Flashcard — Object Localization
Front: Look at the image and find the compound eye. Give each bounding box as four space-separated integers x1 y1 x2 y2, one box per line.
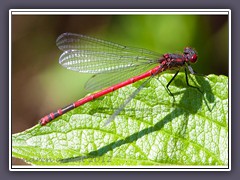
190 54 198 63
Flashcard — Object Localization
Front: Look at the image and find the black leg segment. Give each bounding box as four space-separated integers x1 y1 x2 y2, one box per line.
184 68 203 94
166 70 179 101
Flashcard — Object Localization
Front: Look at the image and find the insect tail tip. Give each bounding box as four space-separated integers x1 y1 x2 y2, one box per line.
39 119 45 126
38 116 49 126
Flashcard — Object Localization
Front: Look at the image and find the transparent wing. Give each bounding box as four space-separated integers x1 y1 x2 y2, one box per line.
57 32 162 73
85 63 158 92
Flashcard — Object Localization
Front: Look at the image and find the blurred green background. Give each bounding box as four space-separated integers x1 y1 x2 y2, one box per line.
12 15 228 134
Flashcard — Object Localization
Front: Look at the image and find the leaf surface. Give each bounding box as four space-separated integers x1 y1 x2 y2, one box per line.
12 73 228 166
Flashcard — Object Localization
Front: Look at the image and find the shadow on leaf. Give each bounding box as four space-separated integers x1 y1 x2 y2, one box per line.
60 75 215 164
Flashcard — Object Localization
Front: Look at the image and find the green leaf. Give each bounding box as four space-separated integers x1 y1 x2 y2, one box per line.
12 73 228 166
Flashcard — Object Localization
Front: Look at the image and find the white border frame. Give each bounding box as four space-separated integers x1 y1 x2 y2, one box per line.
9 9 231 171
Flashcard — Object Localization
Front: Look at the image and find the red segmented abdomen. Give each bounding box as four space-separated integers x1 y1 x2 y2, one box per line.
39 65 163 126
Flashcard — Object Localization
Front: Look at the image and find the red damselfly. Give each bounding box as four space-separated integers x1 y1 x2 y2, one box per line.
39 32 200 126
